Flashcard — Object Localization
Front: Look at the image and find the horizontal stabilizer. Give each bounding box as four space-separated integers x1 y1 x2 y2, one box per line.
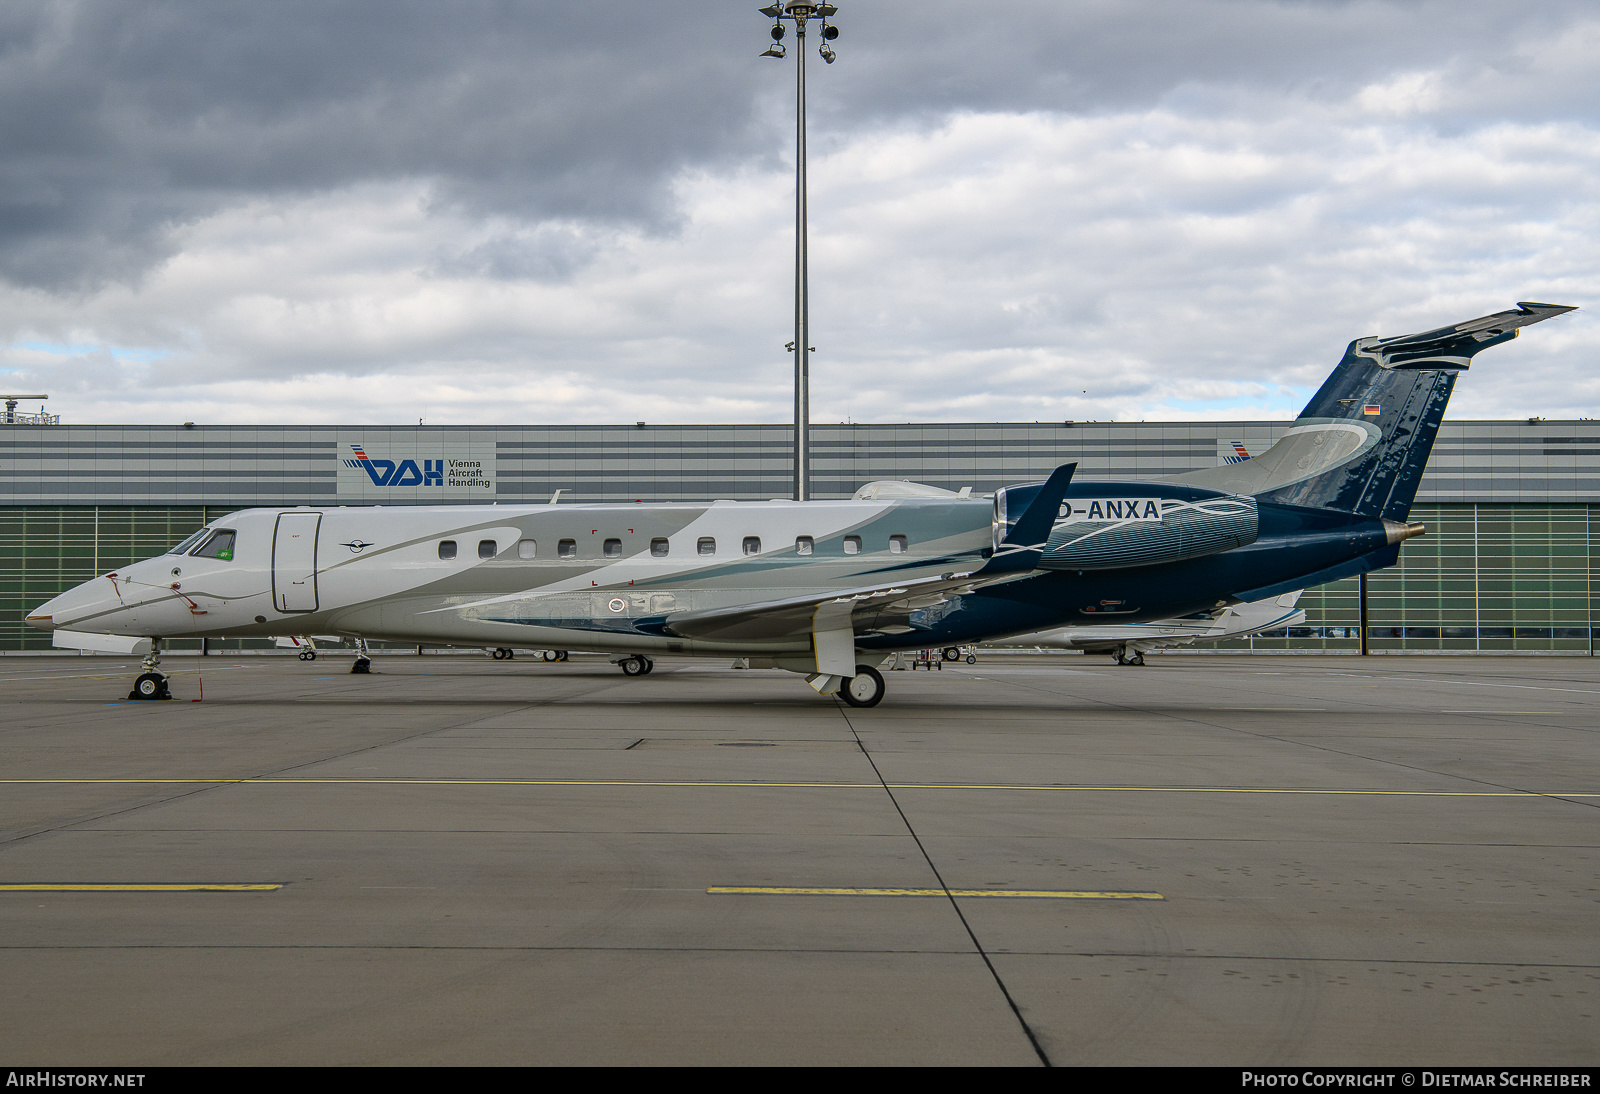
1360 301 1575 371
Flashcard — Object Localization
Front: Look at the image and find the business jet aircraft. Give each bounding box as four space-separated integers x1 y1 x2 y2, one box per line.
28 302 1573 706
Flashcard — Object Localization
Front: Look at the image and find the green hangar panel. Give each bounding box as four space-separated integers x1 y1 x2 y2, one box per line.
2 421 1597 653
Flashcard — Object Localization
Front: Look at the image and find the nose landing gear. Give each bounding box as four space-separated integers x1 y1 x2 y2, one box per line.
128 639 171 700
351 637 372 674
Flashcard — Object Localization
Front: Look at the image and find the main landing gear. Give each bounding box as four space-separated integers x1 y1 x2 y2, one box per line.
540 650 569 662
491 647 515 660
128 639 171 700
1111 644 1145 667
839 664 885 708
614 655 654 676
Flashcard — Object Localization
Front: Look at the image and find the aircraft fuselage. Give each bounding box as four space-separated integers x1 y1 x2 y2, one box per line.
29 484 1395 658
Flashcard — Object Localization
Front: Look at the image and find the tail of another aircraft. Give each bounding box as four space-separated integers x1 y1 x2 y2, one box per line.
1176 302 1575 521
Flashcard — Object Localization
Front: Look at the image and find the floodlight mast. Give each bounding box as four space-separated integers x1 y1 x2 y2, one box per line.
760 2 838 501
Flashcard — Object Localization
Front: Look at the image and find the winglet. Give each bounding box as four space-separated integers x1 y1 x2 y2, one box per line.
980 462 1076 575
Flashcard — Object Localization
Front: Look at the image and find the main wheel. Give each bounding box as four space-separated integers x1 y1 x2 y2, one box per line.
839 665 885 708
620 656 647 677
541 650 555 662
556 650 569 661
942 646 960 661
639 656 654 675
131 672 167 700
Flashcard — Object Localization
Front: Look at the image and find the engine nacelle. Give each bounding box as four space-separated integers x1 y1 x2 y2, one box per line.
1034 493 1258 571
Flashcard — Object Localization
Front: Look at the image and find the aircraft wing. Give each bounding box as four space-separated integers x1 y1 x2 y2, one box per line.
658 570 994 641
657 463 1078 644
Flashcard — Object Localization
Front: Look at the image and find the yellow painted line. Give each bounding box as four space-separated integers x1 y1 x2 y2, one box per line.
0 883 284 892
0 779 1592 798
707 887 1164 900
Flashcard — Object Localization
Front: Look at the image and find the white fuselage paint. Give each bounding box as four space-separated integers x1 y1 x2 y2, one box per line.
29 500 998 658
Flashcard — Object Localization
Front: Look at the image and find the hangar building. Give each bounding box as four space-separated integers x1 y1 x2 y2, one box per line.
3 419 1597 654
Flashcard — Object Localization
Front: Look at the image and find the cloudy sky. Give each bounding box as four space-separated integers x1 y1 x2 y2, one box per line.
1 0 1596 426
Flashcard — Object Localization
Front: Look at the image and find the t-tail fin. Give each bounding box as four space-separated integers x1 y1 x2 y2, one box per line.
1175 302 1576 520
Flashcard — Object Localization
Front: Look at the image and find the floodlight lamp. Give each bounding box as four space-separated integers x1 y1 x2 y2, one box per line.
770 23 785 40
820 46 835 63
758 4 782 15
822 24 839 39
760 43 786 58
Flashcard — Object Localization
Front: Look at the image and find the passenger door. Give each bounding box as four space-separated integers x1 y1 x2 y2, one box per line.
272 512 322 612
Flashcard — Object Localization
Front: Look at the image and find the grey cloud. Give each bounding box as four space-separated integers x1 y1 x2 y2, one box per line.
0 1 765 289
6 1 1599 292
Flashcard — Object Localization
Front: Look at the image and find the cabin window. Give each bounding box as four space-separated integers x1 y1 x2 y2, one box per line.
438 540 457 560
558 539 576 559
795 536 813 555
477 539 496 559
743 536 761 556
697 537 716 556
651 538 670 557
604 538 623 558
889 535 908 554
517 539 536 559
843 535 861 555
169 528 210 555
191 530 236 561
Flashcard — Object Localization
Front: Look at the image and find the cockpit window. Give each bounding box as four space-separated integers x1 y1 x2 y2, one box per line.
191 530 236 561
168 528 210 555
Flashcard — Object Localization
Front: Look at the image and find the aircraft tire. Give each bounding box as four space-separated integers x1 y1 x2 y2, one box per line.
1128 651 1145 666
620 656 647 677
131 672 169 701
351 658 372 675
541 650 554 662
840 665 885 708
639 656 654 675
557 651 569 661
965 654 976 664
941 646 960 661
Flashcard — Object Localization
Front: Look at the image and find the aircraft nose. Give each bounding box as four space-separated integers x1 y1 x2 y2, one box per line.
28 578 117 632
24 603 58 631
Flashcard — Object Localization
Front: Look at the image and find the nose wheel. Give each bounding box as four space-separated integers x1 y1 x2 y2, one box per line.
128 640 172 699
130 672 170 700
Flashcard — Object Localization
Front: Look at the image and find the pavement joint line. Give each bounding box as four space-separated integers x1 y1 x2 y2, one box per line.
1 778 1593 797
706 887 1165 899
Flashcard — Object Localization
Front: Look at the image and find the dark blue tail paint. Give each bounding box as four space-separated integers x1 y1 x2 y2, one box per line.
1261 302 1574 521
